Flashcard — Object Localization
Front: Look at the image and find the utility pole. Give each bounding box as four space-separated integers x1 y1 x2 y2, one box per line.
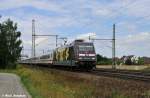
56 35 58 47
32 19 36 58
89 24 116 69
112 24 116 69
31 20 58 58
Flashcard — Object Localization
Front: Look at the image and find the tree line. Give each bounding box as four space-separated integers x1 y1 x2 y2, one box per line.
96 54 144 65
96 54 112 65
0 19 22 69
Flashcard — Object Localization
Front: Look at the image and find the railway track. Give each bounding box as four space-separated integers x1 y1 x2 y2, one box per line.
90 69 150 82
58 67 150 82
25 64 150 82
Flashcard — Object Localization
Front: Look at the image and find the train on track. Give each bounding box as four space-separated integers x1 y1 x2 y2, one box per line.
21 40 96 70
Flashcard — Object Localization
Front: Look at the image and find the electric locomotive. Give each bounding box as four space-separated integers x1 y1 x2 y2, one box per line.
53 40 96 69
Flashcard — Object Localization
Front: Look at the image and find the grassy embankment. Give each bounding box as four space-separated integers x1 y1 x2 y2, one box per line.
0 65 96 98
142 65 150 72
0 65 150 98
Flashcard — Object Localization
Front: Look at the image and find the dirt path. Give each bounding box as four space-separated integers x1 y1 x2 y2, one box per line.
0 73 31 98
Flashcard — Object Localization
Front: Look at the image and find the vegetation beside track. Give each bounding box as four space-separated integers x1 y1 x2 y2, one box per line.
142 66 150 72
0 65 150 98
0 65 95 98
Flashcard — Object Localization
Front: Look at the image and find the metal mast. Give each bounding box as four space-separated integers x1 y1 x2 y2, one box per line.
89 24 116 69
32 19 35 58
112 24 116 69
56 35 58 47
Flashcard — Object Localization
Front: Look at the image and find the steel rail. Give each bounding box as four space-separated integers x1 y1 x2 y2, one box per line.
91 69 150 82
23 64 150 82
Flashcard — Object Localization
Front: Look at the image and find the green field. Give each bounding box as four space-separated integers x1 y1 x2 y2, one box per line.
0 65 150 98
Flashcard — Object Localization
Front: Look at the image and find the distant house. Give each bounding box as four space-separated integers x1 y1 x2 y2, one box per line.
120 55 139 65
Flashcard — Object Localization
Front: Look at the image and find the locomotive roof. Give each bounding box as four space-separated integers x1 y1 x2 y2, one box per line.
56 40 94 49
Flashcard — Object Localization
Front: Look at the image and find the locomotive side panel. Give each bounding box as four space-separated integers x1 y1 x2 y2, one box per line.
53 46 75 66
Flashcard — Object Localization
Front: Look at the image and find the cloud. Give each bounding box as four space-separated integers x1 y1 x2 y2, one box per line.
117 21 138 34
1 0 150 57
94 8 113 16
94 32 150 57
1 0 150 21
0 0 65 13
23 40 31 46
116 32 150 57
35 37 49 46
124 0 150 18
118 32 150 45
76 32 96 40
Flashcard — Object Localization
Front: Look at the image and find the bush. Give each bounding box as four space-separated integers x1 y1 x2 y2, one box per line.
96 54 112 65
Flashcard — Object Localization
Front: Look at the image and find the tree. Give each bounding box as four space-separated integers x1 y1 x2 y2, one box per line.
138 57 144 65
96 54 112 65
0 19 22 69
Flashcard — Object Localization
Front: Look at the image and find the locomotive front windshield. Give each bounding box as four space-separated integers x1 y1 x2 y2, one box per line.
78 45 94 52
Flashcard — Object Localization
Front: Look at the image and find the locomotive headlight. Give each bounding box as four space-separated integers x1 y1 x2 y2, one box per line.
79 57 82 59
92 57 95 60
75 61 78 63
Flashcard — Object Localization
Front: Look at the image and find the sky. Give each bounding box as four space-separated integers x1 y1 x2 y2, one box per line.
0 0 150 57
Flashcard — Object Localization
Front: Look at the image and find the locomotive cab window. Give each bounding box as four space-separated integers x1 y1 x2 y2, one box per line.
78 45 94 52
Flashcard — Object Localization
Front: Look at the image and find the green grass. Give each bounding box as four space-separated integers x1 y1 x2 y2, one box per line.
0 65 95 98
143 90 150 97
110 90 130 98
141 65 150 72
1 65 148 98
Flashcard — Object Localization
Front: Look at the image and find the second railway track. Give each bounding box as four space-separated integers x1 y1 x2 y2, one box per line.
91 69 150 82
25 64 150 82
